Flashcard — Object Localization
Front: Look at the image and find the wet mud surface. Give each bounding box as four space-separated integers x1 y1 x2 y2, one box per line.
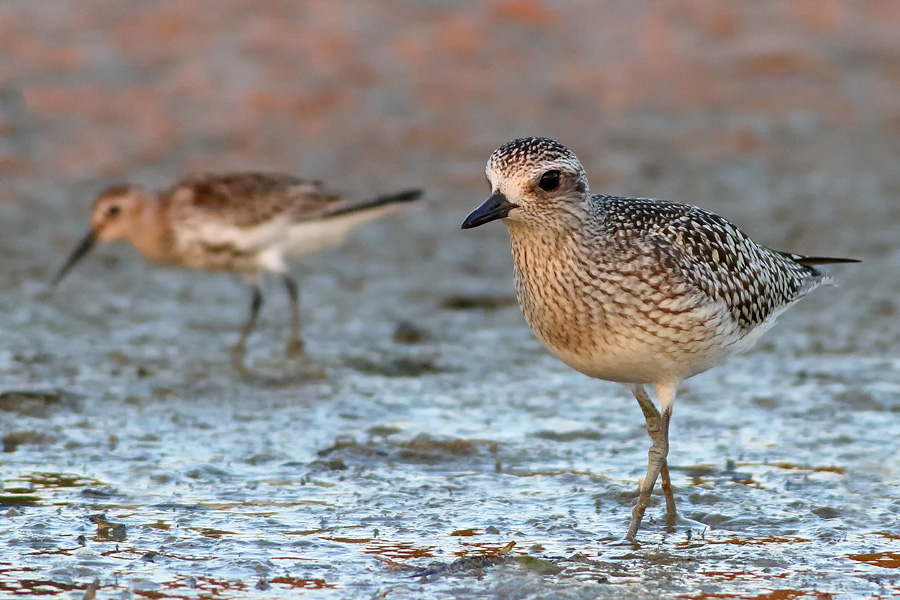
3 2 900 599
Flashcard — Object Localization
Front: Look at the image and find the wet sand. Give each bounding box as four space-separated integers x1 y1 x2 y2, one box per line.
2 2 900 598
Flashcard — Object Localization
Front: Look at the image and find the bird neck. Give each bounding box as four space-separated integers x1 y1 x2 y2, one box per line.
508 219 596 326
506 216 588 264
508 221 585 299
126 194 174 264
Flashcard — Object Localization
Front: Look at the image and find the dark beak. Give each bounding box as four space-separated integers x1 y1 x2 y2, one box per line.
461 192 517 229
52 230 97 286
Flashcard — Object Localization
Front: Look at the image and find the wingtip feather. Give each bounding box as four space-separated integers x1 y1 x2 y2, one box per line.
796 256 861 266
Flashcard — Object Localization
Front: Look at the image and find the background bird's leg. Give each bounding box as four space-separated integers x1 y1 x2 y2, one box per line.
282 275 305 357
631 385 678 528
232 280 263 370
626 384 676 541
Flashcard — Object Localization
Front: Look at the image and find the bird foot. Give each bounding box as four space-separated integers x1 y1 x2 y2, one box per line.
235 357 328 385
611 534 641 547
671 514 708 538
293 357 327 380
284 338 306 358
230 343 249 373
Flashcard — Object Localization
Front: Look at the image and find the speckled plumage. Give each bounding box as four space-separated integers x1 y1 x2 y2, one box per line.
55 172 422 366
509 192 832 385
463 137 856 539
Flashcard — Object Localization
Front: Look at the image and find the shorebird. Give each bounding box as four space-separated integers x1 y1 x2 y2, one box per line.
53 172 422 367
462 137 857 541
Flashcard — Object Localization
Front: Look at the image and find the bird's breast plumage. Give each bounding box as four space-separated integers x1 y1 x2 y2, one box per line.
506 195 826 384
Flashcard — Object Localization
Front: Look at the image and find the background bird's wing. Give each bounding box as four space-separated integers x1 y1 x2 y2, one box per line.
174 172 343 224
167 172 344 252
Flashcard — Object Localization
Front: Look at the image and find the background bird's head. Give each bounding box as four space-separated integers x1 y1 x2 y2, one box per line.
462 137 590 230
52 184 153 285
89 184 153 243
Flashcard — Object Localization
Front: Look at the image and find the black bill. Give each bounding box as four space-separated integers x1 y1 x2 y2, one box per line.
460 192 518 229
52 230 97 286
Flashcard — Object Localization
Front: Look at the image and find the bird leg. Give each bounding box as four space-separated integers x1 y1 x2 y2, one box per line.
282 275 305 357
631 385 678 528
231 284 263 370
626 385 674 541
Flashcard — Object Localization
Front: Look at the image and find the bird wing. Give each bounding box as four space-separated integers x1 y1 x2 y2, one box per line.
165 172 346 253
164 173 421 260
601 196 822 330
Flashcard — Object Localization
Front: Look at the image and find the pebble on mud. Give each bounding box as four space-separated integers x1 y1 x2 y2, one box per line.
532 429 603 442
308 457 348 471
345 355 448 377
392 320 429 343
88 513 127 541
367 425 403 437
0 390 78 418
3 431 55 452
401 434 477 457
411 541 518 579
440 294 517 310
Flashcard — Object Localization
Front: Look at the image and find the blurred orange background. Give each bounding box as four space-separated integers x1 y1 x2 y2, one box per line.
1 1 898 254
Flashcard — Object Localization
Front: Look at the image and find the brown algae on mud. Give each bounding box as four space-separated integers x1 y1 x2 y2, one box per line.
0 390 80 418
847 552 900 569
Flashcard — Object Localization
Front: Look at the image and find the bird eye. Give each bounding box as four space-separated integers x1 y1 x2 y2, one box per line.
538 170 561 191
107 205 121 218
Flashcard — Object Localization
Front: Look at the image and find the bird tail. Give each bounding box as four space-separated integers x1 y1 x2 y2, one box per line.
326 189 423 218
795 256 860 266
372 189 424 205
777 251 860 266
787 254 859 294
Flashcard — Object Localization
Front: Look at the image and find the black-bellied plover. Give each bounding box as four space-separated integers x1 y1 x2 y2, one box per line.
462 136 857 540
53 172 422 368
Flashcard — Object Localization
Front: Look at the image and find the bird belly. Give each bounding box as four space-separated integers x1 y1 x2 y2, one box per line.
544 337 722 384
526 294 741 385
283 206 397 258
176 246 267 273
548 341 667 384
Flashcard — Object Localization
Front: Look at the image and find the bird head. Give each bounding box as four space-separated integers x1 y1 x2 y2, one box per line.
462 137 590 230
52 184 152 285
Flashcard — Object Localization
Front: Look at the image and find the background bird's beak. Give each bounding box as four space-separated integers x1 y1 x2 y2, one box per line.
461 192 517 229
52 230 98 286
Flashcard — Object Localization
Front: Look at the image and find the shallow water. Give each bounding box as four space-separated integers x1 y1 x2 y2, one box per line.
3 292 900 599
3 2 900 599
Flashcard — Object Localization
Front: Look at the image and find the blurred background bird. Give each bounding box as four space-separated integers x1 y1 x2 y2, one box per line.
53 172 422 369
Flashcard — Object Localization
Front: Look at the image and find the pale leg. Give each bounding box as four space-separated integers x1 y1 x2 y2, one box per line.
626 383 676 541
283 275 305 357
631 385 678 528
232 284 263 369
